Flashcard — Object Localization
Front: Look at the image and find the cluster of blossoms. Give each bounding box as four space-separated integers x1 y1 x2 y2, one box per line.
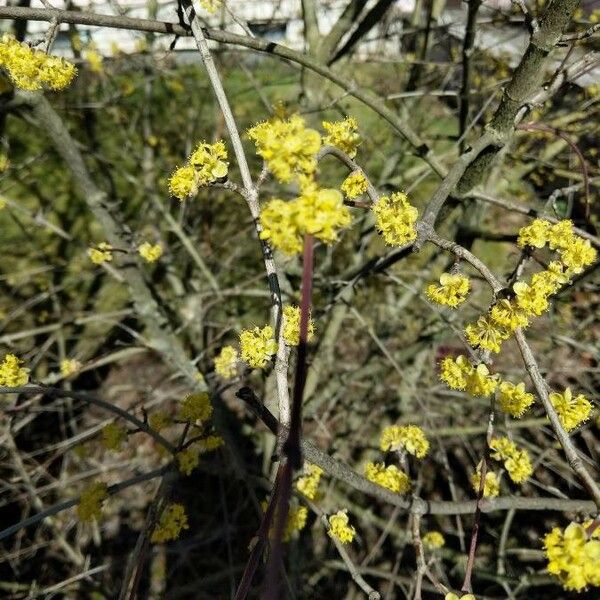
0 353 29 387
213 346 239 379
151 503 189 543
497 381 534 417
422 531 445 550
464 219 596 355
102 423 128 452
371 191 419 246
239 325 278 369
470 465 500 498
445 594 476 600
489 436 533 484
260 185 351 255
60 358 81 377
426 272 470 308
544 521 600 591
341 171 368 199
283 505 309 541
88 242 113 265
179 392 213 423
77 481 108 522
364 462 410 494
439 355 498 398
296 463 324 500
200 0 221 13
138 242 163 263
380 424 430 458
282 305 315 346
328 510 356 544
177 435 224 476
322 117 361 158
548 387 592 432
169 140 228 200
217 307 316 375
248 115 321 183
0 34 77 91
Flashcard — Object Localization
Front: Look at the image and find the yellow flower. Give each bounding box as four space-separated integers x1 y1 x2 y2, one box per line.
259 199 303 255
0 153 9 173
177 446 200 475
60 358 81 377
179 392 213 423
426 272 470 308
138 242 163 263
513 280 549 316
77 481 108 522
151 503 189 543
380 425 429 458
200 0 221 13
544 522 600 591
283 505 308 541
148 410 171 432
213 346 238 379
239 325 277 369
169 165 198 200
102 423 127 452
197 435 224 453
489 437 532 484
295 187 351 244
0 34 77 91
322 117 360 158
0 354 30 387
282 305 315 346
83 47 103 73
372 191 418 246
517 219 551 248
341 171 368 198
498 381 534 417
445 594 476 600
559 237 597 275
365 462 411 493
470 467 500 498
549 387 592 432
439 355 472 390
466 363 498 397
422 531 445 549
188 140 228 184
88 242 113 265
296 463 324 500
464 315 509 354
248 115 321 183
328 510 356 544
547 220 575 251
490 299 529 331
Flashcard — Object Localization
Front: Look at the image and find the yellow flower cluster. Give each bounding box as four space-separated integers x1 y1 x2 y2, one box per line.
439 355 498 397
248 115 321 183
426 272 470 308
549 387 592 432
151 503 189 543
260 187 351 255
179 392 213 423
213 346 238 379
177 446 200 475
83 46 103 74
77 481 108 522
102 423 127 452
365 462 411 494
470 466 500 498
544 521 600 591
283 505 308 541
328 510 356 544
465 315 509 354
283 305 315 346
138 242 163 263
322 117 360 158
341 171 368 198
60 358 81 377
88 242 113 265
169 140 228 200
149 410 171 432
296 463 324 500
371 191 418 246
200 0 221 13
0 353 29 387
489 437 533 483
464 220 597 355
422 531 445 549
0 34 77 91
380 425 429 458
239 325 278 368
445 594 476 600
498 381 534 417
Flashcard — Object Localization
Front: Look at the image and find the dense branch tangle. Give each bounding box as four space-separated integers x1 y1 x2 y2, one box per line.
0 2 599 599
